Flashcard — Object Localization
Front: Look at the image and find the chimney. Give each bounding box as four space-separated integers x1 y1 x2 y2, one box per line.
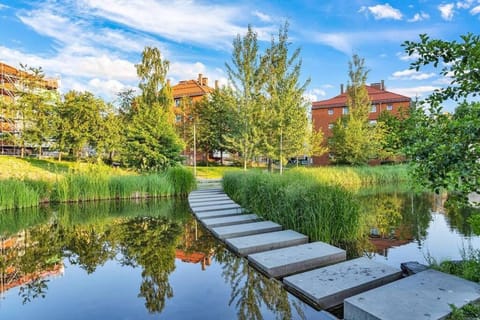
198 73 203 84
215 80 219 89
202 77 208 86
340 83 344 94
381 80 385 90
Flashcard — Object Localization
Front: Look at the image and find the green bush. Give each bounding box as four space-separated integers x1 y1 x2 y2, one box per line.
223 170 361 245
0 179 40 210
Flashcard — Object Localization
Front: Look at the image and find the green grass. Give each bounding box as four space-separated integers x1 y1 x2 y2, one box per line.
0 157 195 210
191 166 243 179
223 170 362 245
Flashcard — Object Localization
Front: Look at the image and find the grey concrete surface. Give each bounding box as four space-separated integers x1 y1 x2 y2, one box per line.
202 214 261 228
211 221 282 240
248 241 346 278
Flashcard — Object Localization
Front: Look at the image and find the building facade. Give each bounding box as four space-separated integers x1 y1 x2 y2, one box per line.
311 81 411 165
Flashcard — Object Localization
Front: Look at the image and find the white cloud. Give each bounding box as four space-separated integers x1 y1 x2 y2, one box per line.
391 69 436 80
396 51 420 61
456 0 474 9
408 12 430 22
79 0 275 48
438 3 455 20
471 5 480 14
313 33 352 54
0 3 8 10
389 86 441 98
252 10 272 22
364 3 403 20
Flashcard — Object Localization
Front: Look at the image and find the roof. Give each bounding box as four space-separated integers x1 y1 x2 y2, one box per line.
171 79 214 99
0 61 59 90
312 85 410 109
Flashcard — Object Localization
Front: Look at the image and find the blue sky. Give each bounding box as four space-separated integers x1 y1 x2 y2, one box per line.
1 0 479 111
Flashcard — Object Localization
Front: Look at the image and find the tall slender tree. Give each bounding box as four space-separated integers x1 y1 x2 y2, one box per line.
329 55 387 165
225 25 265 170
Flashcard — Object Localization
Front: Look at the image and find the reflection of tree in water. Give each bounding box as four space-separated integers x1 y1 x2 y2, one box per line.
444 193 480 236
0 200 188 314
358 191 432 254
215 248 306 320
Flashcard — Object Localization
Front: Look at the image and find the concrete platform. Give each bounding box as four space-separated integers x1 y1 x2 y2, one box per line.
195 208 245 220
189 199 238 208
190 188 223 194
202 214 261 228
191 203 242 213
283 257 402 310
225 230 308 256
248 242 346 278
188 193 226 200
344 269 480 320
188 196 231 203
211 221 282 240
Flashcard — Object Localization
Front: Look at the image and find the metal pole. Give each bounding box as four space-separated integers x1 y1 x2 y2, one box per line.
193 120 196 178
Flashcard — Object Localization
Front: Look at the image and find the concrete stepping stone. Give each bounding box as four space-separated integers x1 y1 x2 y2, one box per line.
188 196 231 203
195 208 245 220
344 269 480 320
191 203 242 213
202 214 261 228
248 242 346 278
283 257 402 310
211 221 282 240
189 199 237 208
189 191 226 198
225 230 308 256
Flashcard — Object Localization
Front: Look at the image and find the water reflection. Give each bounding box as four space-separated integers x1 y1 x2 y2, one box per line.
0 199 314 319
359 191 480 265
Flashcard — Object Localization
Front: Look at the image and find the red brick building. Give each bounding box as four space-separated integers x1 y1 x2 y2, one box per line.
311 81 411 165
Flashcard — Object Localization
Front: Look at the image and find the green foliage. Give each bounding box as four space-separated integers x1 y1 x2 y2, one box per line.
165 166 196 196
431 247 480 283
448 303 480 320
329 55 387 165
223 170 361 245
0 179 39 210
403 33 480 105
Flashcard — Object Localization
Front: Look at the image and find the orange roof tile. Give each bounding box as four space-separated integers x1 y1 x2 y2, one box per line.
312 85 410 109
171 79 214 99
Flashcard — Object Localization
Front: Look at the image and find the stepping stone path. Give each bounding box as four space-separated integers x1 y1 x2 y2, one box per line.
188 187 480 319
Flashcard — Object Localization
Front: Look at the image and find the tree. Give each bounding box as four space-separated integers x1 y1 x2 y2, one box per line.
261 22 313 173
402 33 480 196
12 65 59 157
329 55 387 165
124 46 184 171
225 25 265 170
55 90 107 160
194 87 236 164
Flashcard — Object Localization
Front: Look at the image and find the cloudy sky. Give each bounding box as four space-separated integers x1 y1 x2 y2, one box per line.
1 0 478 110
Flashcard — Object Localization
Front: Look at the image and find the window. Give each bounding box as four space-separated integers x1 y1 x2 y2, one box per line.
174 99 180 107
370 104 377 113
369 119 377 125
342 107 349 115
387 105 393 111
175 115 182 123
328 123 334 130
328 108 334 115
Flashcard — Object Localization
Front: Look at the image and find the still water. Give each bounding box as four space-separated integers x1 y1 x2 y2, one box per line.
0 192 479 319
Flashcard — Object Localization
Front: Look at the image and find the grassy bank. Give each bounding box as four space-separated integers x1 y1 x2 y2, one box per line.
0 157 196 210
223 170 362 245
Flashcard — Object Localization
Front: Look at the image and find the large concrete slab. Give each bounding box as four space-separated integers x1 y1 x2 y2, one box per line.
283 257 402 310
202 214 261 228
211 221 282 240
190 188 223 193
248 242 346 278
344 269 480 320
190 199 238 208
188 192 226 200
195 208 245 220
188 196 231 203
226 230 308 256
191 203 242 213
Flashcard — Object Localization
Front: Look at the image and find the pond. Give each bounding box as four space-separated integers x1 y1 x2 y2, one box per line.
0 192 479 319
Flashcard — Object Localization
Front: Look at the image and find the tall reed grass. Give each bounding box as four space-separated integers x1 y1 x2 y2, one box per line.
0 166 195 210
223 170 362 245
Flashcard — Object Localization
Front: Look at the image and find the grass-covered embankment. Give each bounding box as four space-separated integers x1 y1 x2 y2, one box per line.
223 170 362 245
0 157 196 210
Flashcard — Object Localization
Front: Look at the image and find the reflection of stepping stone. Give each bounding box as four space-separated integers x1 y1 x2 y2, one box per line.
283 257 401 310
248 242 346 278
344 269 480 320
202 214 261 228
211 221 282 240
226 230 308 256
